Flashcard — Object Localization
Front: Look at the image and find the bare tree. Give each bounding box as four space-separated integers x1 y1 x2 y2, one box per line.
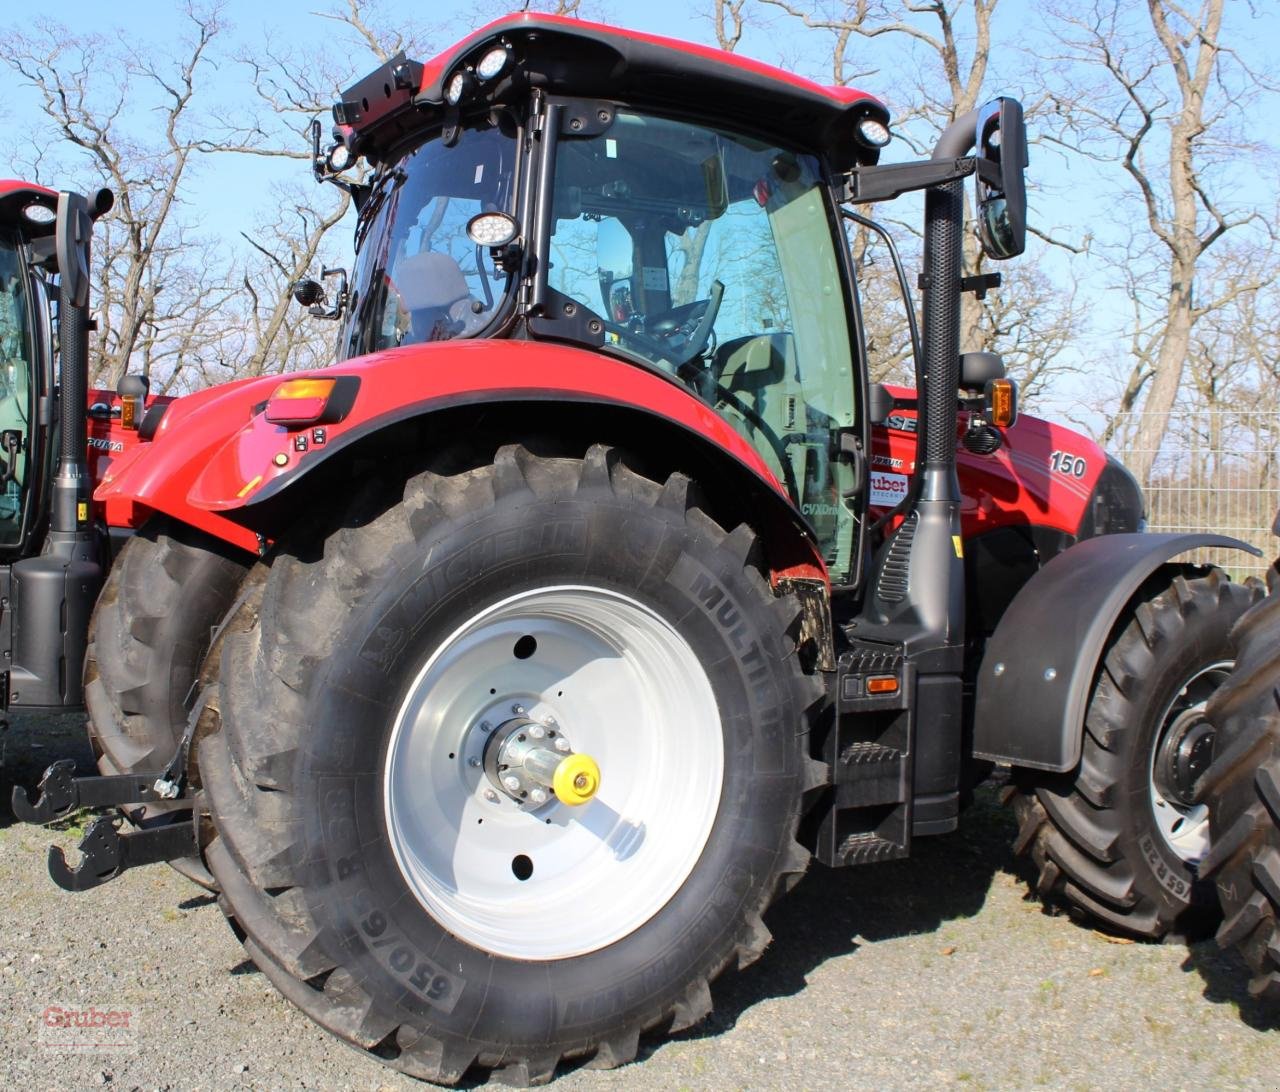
1048 0 1266 483
1 6 231 387
760 0 1085 391
203 0 446 382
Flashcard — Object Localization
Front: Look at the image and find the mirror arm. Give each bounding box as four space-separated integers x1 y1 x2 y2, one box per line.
844 157 989 205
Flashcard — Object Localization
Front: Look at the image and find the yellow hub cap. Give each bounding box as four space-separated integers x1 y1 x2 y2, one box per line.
553 753 601 806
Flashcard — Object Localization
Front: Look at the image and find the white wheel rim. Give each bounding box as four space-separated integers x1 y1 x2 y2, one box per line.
1149 659 1232 866
383 585 723 960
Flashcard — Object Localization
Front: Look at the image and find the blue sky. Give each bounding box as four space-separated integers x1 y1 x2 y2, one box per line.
3 1 1277 420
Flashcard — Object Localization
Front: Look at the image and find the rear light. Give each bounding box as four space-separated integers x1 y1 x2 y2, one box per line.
265 378 336 425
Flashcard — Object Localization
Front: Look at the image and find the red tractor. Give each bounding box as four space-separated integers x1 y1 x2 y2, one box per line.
11 14 1264 1083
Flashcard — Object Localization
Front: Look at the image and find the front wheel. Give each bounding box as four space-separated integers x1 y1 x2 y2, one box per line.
199 443 820 1084
1007 569 1259 938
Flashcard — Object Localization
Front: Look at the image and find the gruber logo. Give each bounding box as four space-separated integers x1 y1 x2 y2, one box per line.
38 1005 138 1054
869 471 910 508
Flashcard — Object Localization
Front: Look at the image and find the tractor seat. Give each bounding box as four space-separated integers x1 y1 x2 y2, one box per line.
393 250 486 341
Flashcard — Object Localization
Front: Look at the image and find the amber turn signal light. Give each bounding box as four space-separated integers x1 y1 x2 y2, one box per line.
264 378 337 426
984 377 1018 429
866 675 899 695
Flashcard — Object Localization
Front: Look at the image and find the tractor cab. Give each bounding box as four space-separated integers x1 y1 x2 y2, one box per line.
314 16 911 586
314 15 1028 593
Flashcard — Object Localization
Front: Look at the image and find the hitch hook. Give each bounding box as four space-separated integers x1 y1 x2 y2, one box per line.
11 759 78 824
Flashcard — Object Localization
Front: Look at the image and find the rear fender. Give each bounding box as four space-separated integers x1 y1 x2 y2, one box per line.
97 341 827 581
972 532 1260 772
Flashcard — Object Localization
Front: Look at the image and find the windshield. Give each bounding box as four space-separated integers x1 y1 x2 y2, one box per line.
342 122 518 358
547 111 861 580
0 236 32 544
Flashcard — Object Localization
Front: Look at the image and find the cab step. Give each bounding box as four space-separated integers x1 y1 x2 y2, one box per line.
813 641 915 867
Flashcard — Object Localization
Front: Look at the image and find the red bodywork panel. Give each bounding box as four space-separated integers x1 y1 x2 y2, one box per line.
95 342 801 563
86 387 176 531
868 387 1102 539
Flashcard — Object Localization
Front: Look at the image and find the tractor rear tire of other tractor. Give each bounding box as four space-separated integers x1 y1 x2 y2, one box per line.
198 443 822 1085
1199 563 1280 1001
1007 569 1259 939
85 516 252 887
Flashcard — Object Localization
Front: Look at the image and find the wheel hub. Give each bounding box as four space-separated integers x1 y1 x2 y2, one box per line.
482 715 601 810
1148 658 1232 865
382 584 723 960
1154 713 1215 808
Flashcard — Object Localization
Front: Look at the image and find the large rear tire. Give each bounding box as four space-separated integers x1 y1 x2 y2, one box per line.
199 443 822 1084
85 516 252 885
1007 569 1258 938
1199 563 1280 1000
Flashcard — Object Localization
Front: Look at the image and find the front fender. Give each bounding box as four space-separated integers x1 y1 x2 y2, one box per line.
95 375 277 552
972 532 1260 772
99 341 821 575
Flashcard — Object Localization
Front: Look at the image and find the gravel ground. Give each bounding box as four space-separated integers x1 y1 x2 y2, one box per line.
1 712 1277 1091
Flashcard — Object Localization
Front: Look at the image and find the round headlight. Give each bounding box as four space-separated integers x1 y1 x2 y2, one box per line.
855 116 892 148
466 211 519 248
445 69 470 106
22 202 56 225
475 44 511 82
326 143 352 172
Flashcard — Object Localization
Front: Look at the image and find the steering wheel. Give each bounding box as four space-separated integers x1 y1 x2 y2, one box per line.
603 280 726 369
648 280 724 364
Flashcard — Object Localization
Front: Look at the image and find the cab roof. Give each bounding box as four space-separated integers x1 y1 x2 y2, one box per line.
0 180 58 238
335 13 890 170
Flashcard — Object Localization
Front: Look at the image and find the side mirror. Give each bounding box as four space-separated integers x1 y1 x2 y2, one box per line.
867 382 894 425
960 351 1005 390
975 98 1027 260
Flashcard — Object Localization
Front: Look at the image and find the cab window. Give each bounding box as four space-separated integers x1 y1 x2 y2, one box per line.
548 112 860 580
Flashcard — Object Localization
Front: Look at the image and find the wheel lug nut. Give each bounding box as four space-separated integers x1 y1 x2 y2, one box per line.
468 757 481 768
484 789 499 803
512 704 525 715
554 737 571 753
543 715 556 727
503 775 521 793
530 788 548 805
529 725 546 740
479 721 491 733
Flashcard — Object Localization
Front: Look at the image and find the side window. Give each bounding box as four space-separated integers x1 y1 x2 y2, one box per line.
343 125 517 357
0 240 33 545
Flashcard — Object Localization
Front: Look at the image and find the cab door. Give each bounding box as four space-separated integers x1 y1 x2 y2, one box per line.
0 233 51 557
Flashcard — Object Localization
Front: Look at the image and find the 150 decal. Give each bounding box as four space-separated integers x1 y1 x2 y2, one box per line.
1050 450 1088 479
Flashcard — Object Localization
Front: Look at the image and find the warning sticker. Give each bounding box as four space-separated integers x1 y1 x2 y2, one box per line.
869 471 910 508
642 267 669 291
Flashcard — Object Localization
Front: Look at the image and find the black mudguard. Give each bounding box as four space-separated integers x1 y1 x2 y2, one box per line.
972 532 1258 772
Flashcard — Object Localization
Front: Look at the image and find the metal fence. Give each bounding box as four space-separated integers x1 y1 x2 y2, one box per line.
1109 408 1279 581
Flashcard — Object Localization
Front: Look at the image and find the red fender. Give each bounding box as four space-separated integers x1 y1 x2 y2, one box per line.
96 341 826 577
